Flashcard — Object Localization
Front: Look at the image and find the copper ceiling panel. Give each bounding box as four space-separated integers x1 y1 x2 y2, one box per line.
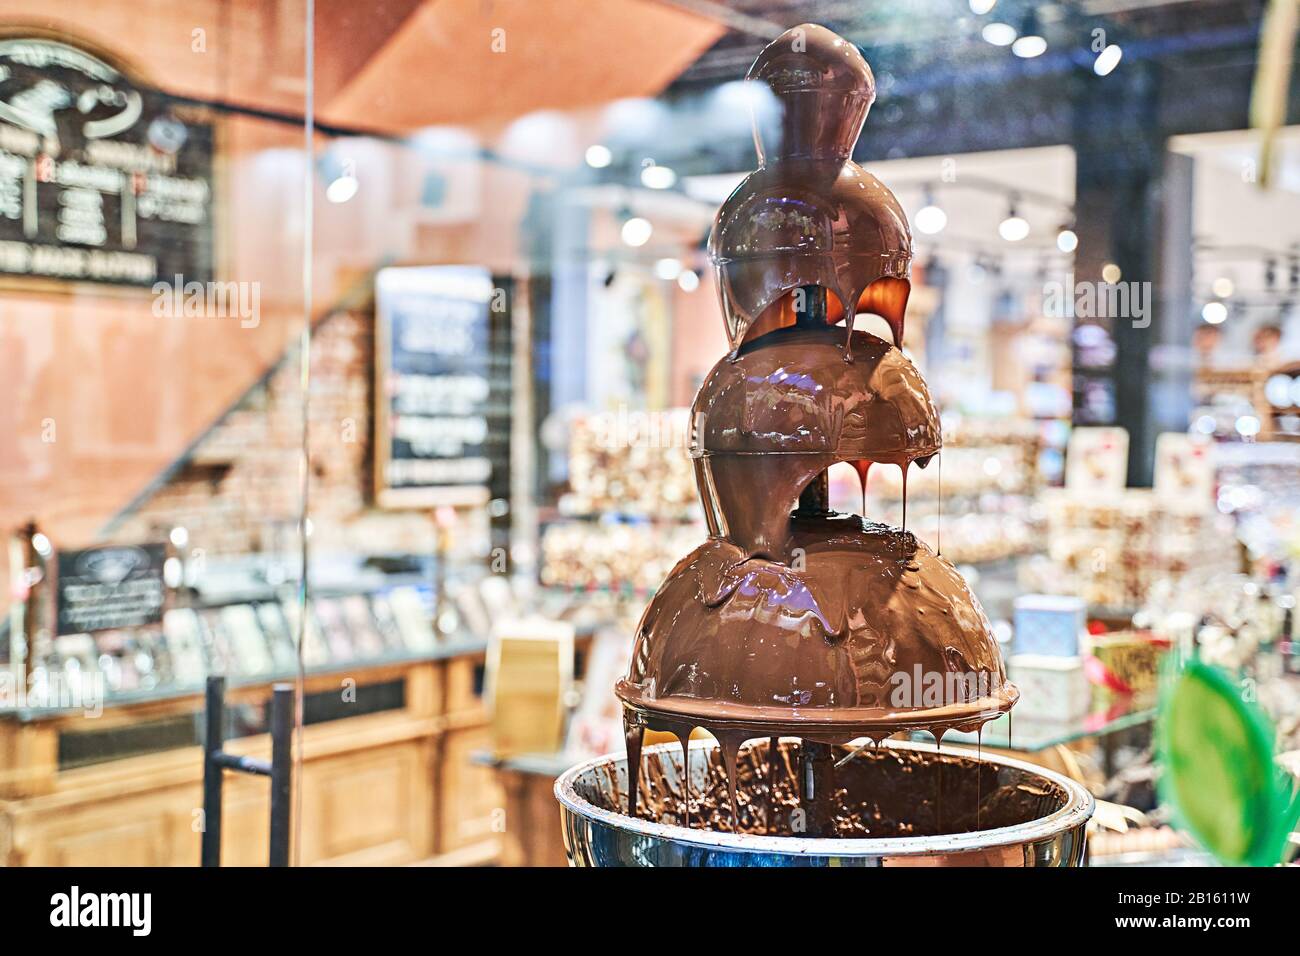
321 0 727 131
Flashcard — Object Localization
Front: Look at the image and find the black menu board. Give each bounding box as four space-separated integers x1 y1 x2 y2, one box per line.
56 543 167 635
0 37 214 288
374 266 512 508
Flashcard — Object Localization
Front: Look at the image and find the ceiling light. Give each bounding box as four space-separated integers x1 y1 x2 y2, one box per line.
969 0 997 13
982 22 1017 46
999 215 1029 241
678 269 700 292
654 258 682 280
31 532 52 557
1012 11 1046 58
999 199 1028 242
916 204 947 235
1265 374 1294 407
585 144 612 168
1202 301 1228 325
915 188 947 235
1211 276 1234 298
1094 44 1122 77
1012 34 1046 58
640 164 676 189
1056 228 1078 253
325 173 358 204
621 216 652 247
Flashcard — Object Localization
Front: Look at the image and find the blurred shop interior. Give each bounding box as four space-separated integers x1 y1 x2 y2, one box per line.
1 0 1299 867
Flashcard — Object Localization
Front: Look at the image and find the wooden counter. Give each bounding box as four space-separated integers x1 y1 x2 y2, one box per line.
0 650 503 866
476 751 576 868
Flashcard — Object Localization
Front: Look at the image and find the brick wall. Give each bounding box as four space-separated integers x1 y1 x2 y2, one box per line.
112 309 447 561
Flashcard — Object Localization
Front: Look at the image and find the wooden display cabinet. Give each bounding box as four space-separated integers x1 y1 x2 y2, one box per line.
435 650 504 857
0 649 502 866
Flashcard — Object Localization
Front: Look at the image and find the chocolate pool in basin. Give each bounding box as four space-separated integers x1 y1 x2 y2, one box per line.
555 24 1093 866
556 739 1092 866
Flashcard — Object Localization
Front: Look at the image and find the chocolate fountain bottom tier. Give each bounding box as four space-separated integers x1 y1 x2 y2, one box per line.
620 517 1015 735
555 739 1093 866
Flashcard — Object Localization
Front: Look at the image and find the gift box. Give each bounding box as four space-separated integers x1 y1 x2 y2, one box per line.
1009 654 1091 721
1086 630 1170 706
1014 594 1086 657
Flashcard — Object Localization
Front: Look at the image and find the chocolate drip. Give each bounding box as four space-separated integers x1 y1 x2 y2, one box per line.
715 730 747 828
900 460 909 533
853 460 871 516
607 740 1062 838
766 737 781 834
624 718 644 818
936 736 943 832
937 451 943 556
676 729 693 829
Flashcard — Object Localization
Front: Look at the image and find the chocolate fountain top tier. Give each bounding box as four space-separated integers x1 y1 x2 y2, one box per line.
747 22 875 164
708 24 912 353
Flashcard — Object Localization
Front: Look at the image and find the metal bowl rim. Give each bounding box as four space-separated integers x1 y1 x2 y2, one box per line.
616 680 1020 732
554 737 1094 857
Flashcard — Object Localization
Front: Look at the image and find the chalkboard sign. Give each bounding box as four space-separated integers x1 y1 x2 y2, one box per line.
0 37 214 288
56 543 167 635
374 266 512 508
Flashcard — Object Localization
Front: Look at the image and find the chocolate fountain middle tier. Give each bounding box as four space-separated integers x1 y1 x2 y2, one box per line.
691 324 939 556
616 514 1018 740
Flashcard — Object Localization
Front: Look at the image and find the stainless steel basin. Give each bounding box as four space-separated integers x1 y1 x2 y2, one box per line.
555 737 1093 867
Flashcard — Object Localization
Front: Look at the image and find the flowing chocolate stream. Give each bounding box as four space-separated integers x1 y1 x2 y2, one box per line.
853 460 871 517
624 717 644 819
610 739 1063 839
766 736 780 833
675 728 692 829
937 452 943 556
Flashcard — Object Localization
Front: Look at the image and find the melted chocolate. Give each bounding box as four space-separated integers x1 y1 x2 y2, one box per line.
619 517 1016 734
614 23 1016 832
609 739 1063 839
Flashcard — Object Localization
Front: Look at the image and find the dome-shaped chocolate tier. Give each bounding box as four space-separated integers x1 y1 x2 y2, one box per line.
693 325 938 458
707 24 911 354
710 164 912 352
691 325 938 556
616 515 1017 740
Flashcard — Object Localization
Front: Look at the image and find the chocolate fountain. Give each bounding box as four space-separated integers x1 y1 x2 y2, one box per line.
555 24 1093 866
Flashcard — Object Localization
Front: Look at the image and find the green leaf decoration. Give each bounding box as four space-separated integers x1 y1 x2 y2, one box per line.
1157 659 1300 867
